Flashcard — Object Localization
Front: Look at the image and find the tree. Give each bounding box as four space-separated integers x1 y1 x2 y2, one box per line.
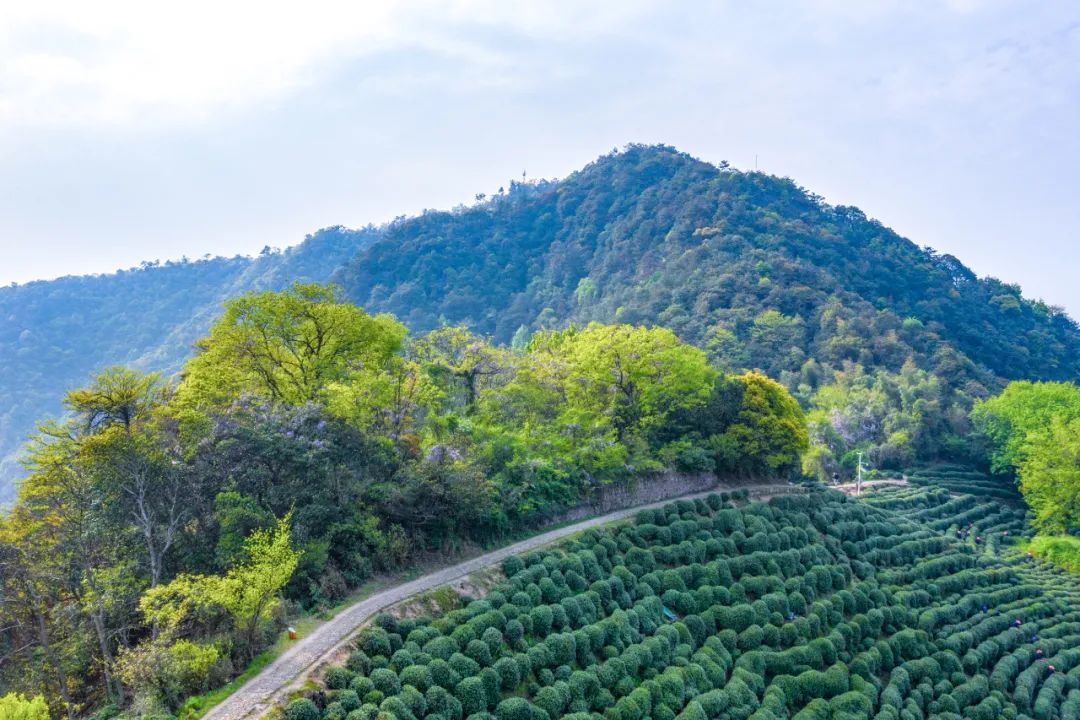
0 693 50 720
82 428 186 590
802 360 965 476
116 639 220 712
176 283 406 412
410 327 511 412
530 324 716 444
64 367 165 435
711 372 808 478
1016 416 1080 534
16 427 135 704
972 381 1080 474
140 512 301 661
0 520 76 719
217 512 302 659
0 369 178 711
378 457 494 541
971 381 1080 535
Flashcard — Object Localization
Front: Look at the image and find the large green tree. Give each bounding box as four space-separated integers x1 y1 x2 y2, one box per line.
534 323 717 443
176 283 406 414
972 380 1080 536
972 380 1080 474
1016 416 1080 534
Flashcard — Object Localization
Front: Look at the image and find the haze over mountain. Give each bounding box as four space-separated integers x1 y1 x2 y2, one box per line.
2 144 1078 503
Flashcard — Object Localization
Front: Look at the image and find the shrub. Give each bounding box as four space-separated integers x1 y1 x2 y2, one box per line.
493 656 520 691
374 614 398 635
466 638 493 666
424 636 459 661
285 699 320 720
505 619 525 646
325 666 355 690
346 650 372 676
357 628 393 658
534 685 568 719
495 697 535 720
399 664 432 692
336 690 361 713
455 676 487 716
449 652 481 678
350 675 374 697
530 606 554 636
389 649 414 673
377 696 413 720
399 684 427 718
369 668 400 697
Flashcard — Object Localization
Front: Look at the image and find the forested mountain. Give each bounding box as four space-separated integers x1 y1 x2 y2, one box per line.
0 227 379 502
336 145 1079 384
4 144 1080 720
3 144 1079 502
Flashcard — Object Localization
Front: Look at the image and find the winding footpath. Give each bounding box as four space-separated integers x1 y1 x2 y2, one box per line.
202 484 802 720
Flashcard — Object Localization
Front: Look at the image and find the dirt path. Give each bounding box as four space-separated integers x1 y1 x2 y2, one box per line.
202 484 802 720
833 478 908 496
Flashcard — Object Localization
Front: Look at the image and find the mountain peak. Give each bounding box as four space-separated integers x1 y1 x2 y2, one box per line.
2 146 1079 504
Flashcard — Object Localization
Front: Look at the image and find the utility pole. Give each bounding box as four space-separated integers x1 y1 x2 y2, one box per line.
856 451 864 496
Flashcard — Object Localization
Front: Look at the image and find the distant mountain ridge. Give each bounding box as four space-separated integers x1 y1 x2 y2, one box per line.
0 226 380 501
2 144 1078 502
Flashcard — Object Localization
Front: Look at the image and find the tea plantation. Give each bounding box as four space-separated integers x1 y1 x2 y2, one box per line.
292 487 1080 720
904 466 1025 503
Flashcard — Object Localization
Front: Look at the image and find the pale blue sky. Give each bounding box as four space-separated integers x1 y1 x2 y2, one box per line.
1 1 1078 315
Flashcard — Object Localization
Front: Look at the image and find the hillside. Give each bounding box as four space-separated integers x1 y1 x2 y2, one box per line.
0 226 379 502
336 145 1079 384
4 146 1080 719
301 486 1080 720
3 145 1079 501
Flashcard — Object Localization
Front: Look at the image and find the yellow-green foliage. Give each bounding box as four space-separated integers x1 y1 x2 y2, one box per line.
121 514 301 709
0 284 811 718
1026 535 1080 573
0 693 49 720
973 381 1080 533
141 513 301 652
175 282 407 413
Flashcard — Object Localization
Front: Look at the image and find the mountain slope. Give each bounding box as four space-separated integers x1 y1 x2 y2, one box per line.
0 226 379 502
3 144 1079 502
336 145 1080 385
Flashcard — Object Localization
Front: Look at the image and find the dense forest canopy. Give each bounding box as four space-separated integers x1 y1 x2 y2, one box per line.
972 381 1080 537
0 284 808 717
0 227 380 502
336 145 1080 383
3 145 1077 503
2 145 1080 719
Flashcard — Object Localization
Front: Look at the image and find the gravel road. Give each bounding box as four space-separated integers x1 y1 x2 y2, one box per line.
202 485 799 720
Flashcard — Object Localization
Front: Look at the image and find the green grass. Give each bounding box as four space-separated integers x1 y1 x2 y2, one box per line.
1025 534 1080 573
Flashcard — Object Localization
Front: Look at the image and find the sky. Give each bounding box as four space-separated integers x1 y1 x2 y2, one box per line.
1 1 1078 315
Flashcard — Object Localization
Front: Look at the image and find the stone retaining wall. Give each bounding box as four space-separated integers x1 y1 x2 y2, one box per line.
549 472 758 524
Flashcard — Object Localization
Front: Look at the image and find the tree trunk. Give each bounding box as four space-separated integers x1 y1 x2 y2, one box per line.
32 603 75 720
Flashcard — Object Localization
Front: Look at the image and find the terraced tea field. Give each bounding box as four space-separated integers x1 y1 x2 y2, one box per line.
296 487 1080 720
904 466 1024 503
